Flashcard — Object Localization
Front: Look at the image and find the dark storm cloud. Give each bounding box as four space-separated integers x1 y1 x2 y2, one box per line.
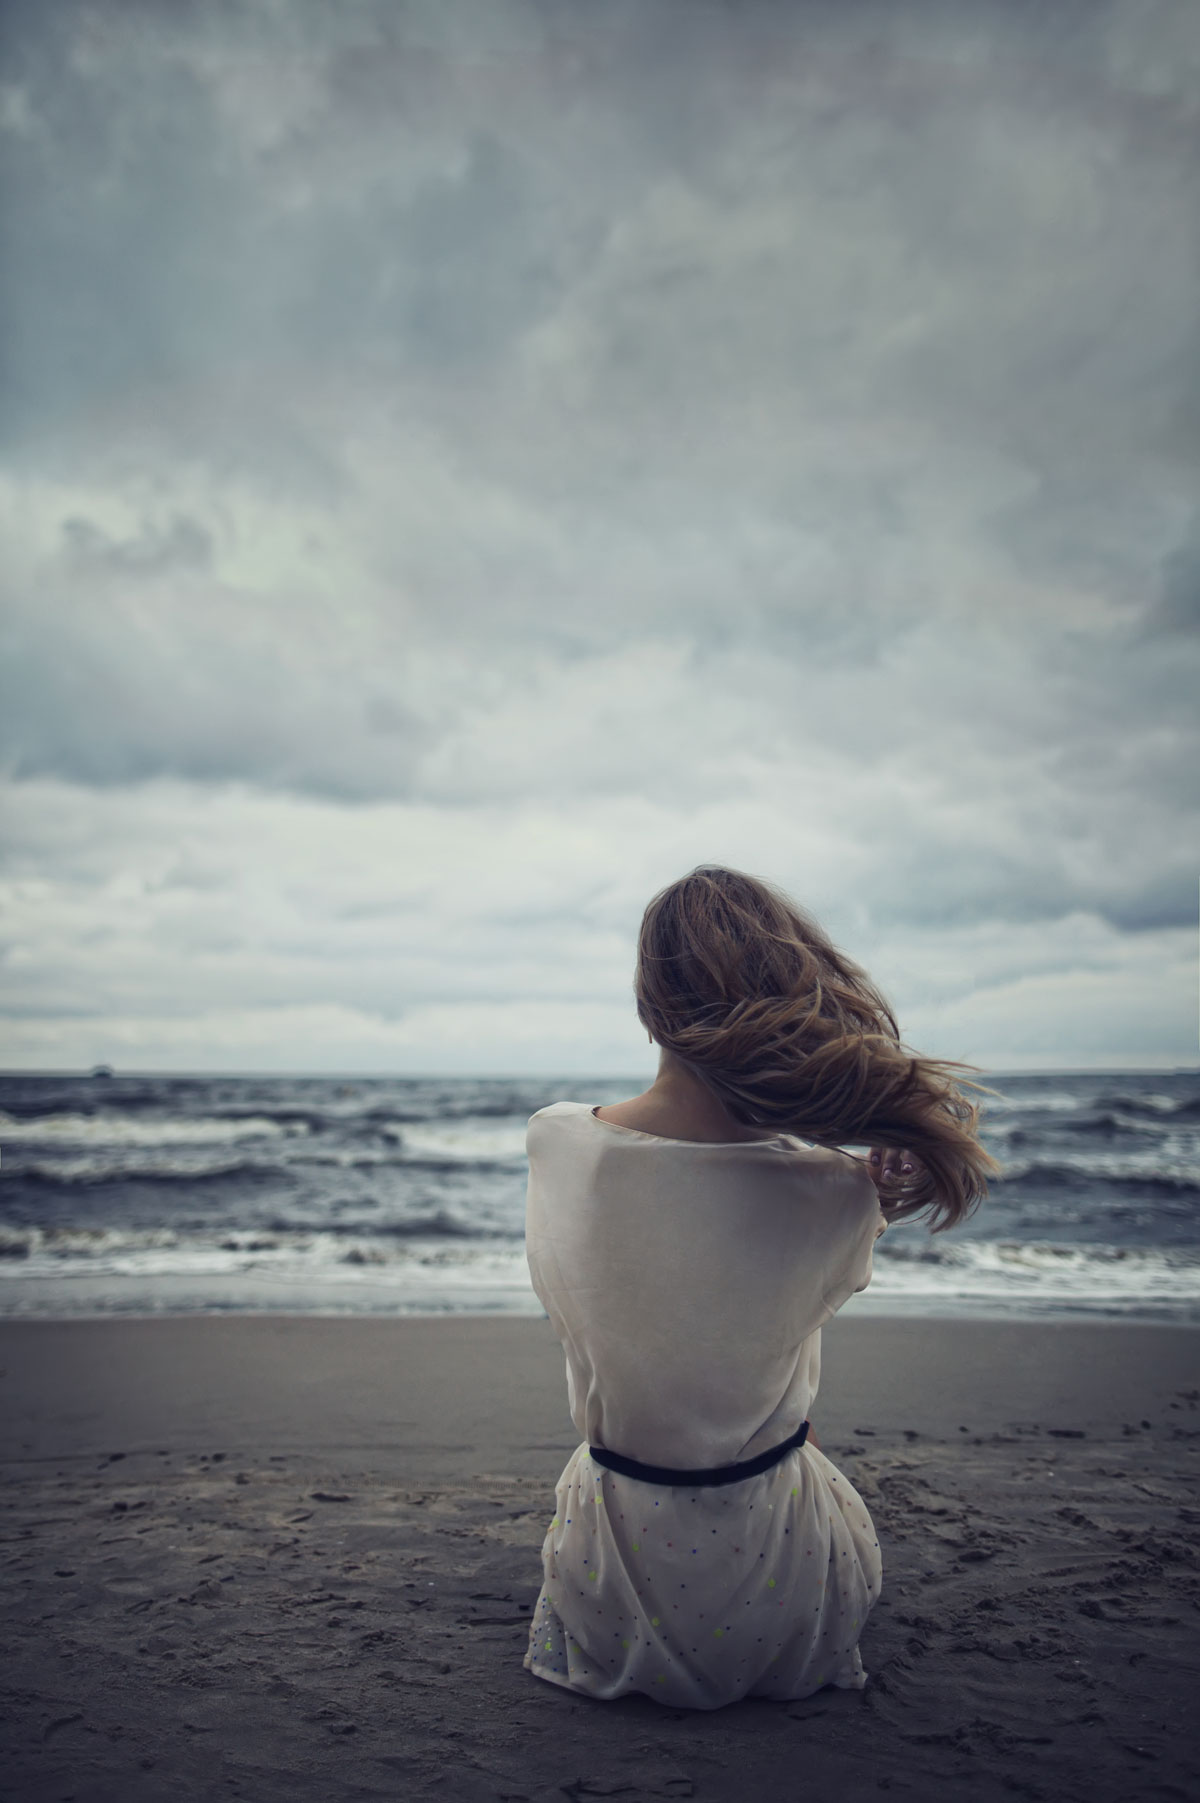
4 1 1197 487
1150 522 1200 635
61 513 215 575
0 2 571 448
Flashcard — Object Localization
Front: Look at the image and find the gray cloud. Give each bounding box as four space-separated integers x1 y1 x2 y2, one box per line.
61 513 215 575
1150 521 1200 635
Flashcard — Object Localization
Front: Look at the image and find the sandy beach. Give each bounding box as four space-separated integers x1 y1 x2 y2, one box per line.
2 1315 1197 1802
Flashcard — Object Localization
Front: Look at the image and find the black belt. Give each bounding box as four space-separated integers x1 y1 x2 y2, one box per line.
587 1419 809 1488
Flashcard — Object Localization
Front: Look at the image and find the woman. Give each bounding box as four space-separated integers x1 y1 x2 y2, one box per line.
523 866 995 1710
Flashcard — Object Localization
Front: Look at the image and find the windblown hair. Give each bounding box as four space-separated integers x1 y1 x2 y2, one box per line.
635 866 998 1231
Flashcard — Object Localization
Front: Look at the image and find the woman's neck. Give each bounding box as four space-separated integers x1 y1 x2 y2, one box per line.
595 1049 775 1143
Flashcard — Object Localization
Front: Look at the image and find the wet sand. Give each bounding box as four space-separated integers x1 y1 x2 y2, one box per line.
1 1315 1197 1802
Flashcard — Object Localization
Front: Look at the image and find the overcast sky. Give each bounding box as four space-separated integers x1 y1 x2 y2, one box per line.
1 0 1197 1077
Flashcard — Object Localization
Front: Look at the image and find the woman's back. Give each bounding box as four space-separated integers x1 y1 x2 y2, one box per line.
526 1102 884 1470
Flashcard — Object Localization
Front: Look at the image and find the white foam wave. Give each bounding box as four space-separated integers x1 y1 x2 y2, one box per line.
1096 1092 1186 1116
872 1237 1199 1308
383 1119 529 1163
8 1152 290 1186
995 1149 1200 1187
0 1224 530 1287
0 1110 303 1147
0 1225 1195 1320
982 1090 1090 1115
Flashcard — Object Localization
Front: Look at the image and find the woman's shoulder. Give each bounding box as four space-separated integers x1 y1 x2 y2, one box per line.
777 1137 881 1205
526 1099 591 1144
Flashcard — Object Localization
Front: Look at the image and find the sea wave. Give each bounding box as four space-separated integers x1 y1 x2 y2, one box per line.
980 1089 1092 1116
871 1236 1200 1311
991 1157 1200 1196
1093 1090 1200 1120
0 1216 517 1267
0 1110 305 1146
983 1086 1199 1122
3 1147 522 1186
7 1156 300 1188
0 1220 1195 1321
380 1120 529 1162
0 1109 530 1169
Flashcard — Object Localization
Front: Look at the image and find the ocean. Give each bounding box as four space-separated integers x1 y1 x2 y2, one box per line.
0 1070 1197 1323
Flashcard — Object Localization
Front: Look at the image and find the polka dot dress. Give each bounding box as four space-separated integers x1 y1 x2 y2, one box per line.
522 1100 889 1711
523 1441 880 1709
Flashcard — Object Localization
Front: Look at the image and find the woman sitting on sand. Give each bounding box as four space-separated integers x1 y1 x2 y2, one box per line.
522 865 995 1710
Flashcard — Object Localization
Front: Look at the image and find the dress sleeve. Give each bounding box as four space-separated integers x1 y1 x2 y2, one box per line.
853 1209 888 1293
818 1155 888 1319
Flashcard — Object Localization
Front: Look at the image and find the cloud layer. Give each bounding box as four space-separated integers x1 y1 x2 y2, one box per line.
1 0 1197 1071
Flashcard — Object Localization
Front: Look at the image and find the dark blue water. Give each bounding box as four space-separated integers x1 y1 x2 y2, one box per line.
1 1070 1197 1320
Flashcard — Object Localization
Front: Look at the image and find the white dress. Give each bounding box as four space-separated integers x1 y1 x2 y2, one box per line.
522 1099 887 1711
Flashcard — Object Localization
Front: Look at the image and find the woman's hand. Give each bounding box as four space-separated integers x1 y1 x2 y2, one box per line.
867 1146 927 1210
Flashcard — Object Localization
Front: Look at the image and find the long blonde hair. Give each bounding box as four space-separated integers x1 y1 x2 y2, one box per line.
634 866 997 1231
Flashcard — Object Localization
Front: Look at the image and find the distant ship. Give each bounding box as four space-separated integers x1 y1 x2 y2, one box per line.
89 1064 115 1079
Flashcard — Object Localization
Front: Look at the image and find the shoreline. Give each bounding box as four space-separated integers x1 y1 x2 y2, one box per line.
2 1286 1196 1330
4 1314 1199 1466
3 1316 1197 1801
3 1303 1197 1325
